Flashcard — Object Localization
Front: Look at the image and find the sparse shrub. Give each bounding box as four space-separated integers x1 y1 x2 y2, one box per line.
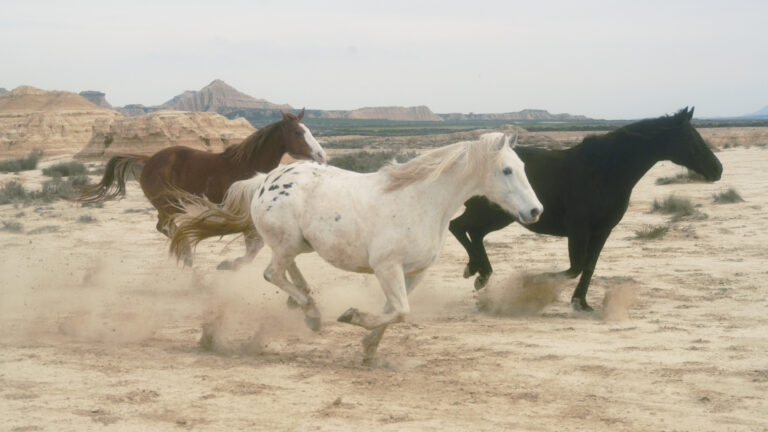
38 175 90 202
77 214 97 223
81 201 104 208
1 220 23 233
0 181 29 204
0 150 43 173
656 170 707 185
634 225 669 240
42 161 87 177
329 150 419 173
27 225 59 235
651 195 706 221
713 188 744 204
652 195 695 216
0 176 90 205
14 211 25 218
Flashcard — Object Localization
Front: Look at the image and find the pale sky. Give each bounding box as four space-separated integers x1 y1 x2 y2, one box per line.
1 0 766 119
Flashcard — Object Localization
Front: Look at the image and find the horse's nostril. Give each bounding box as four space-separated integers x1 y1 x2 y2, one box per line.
530 208 540 218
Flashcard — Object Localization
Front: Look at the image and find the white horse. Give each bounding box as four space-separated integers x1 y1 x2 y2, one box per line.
172 132 542 363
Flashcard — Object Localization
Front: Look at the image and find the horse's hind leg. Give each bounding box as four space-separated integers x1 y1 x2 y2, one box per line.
285 262 312 309
217 229 264 271
570 230 611 312
156 213 171 237
165 216 193 267
264 255 321 331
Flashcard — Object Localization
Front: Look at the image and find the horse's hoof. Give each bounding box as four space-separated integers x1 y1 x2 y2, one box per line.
474 274 489 290
337 307 357 324
571 298 594 313
361 356 375 366
286 296 300 309
304 315 322 332
216 260 234 270
463 264 478 279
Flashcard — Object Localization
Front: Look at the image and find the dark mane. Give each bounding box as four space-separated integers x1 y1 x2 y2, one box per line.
576 108 689 161
222 117 288 162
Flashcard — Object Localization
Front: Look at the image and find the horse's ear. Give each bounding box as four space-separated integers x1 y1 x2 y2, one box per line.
298 107 305 121
495 134 506 151
507 132 518 148
688 106 695 120
280 110 287 121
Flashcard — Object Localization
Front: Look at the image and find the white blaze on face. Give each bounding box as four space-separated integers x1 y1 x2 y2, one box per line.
300 124 327 164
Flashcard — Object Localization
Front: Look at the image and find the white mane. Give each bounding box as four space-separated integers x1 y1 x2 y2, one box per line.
381 133 507 192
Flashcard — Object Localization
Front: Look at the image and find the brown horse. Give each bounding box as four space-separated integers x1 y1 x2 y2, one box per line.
78 109 326 266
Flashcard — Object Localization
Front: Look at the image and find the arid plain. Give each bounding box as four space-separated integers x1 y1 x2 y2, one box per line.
1 137 767 431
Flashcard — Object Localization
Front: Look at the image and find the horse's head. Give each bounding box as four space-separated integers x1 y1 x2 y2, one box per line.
664 107 722 181
481 133 543 225
280 108 327 164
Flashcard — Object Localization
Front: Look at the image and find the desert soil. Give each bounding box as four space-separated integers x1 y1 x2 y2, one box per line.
1 147 767 431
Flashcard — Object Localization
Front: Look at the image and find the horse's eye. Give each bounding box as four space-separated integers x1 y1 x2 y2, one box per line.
503 167 512 175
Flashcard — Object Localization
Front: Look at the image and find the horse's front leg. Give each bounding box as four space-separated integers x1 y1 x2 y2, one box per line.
449 214 479 278
337 264 409 364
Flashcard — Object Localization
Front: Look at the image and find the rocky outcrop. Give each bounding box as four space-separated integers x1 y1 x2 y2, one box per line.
76 110 256 160
116 104 161 117
346 105 443 121
0 86 120 157
159 79 292 112
79 91 113 109
440 109 589 121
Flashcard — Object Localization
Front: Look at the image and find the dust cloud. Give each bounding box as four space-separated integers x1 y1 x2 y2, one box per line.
477 272 563 316
601 283 639 321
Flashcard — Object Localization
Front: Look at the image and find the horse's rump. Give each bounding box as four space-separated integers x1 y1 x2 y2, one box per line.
168 174 266 260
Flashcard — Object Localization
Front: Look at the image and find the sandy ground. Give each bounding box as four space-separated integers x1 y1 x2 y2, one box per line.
1 147 767 431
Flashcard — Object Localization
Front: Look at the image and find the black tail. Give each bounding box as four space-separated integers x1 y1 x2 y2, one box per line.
77 155 147 203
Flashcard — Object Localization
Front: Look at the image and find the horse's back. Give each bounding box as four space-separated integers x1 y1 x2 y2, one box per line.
140 146 232 209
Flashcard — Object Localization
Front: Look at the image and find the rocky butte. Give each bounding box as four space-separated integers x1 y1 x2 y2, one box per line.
77 110 255 159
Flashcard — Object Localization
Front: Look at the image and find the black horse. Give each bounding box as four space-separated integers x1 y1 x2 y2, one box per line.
449 107 722 312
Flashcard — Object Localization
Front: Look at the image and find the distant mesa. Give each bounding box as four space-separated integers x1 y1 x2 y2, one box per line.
440 109 589 122
79 90 113 109
0 85 119 157
346 106 443 121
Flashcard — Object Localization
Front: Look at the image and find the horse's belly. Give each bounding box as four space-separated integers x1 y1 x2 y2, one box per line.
303 229 373 273
313 243 373 273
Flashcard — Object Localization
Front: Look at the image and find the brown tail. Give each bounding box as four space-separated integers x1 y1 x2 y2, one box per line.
168 174 266 261
77 155 148 203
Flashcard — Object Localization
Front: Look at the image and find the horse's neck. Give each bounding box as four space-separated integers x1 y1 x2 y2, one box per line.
243 129 285 174
594 133 664 190
391 165 481 231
